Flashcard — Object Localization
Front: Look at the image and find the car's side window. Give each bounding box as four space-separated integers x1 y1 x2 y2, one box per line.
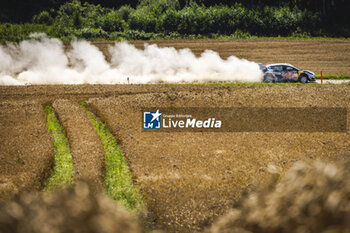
271 66 281 72
285 66 298 72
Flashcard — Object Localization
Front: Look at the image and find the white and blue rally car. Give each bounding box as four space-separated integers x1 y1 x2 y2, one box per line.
259 63 316 83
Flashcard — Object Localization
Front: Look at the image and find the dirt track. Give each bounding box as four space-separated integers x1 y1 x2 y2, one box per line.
53 100 105 192
0 84 349 232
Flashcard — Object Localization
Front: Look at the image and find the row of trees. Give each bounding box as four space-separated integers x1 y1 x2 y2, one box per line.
0 0 349 42
1 0 348 24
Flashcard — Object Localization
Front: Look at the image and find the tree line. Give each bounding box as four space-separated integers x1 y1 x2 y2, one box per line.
0 0 349 42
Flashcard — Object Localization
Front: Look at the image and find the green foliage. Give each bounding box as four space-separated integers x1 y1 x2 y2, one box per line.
129 0 180 33
128 7 158 32
138 0 180 12
81 103 146 211
43 105 74 192
291 30 312 38
32 11 54 25
98 11 127 32
1 0 348 36
0 23 56 43
0 0 348 42
159 8 179 33
55 0 108 30
176 3 210 34
117 5 134 22
73 11 82 28
157 3 319 37
79 28 108 40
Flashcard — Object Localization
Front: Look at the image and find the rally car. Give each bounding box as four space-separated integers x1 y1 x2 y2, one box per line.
259 63 316 83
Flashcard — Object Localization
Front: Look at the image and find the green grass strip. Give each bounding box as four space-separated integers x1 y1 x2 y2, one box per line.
81 102 146 212
43 105 74 192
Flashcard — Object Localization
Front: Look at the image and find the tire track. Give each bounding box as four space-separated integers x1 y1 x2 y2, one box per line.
0 101 54 199
52 99 105 192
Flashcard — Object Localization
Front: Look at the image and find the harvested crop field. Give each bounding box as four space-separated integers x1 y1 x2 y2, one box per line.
93 39 350 75
0 84 348 232
87 85 350 232
0 101 54 199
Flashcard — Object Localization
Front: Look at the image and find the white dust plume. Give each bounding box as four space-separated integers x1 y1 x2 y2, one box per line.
0 35 262 85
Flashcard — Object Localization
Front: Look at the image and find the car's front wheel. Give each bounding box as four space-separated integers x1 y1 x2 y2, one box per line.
299 75 308 84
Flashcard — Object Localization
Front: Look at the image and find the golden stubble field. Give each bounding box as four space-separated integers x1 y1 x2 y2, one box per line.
92 39 350 75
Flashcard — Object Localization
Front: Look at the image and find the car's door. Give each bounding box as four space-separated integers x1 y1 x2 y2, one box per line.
283 66 299 81
270 65 283 81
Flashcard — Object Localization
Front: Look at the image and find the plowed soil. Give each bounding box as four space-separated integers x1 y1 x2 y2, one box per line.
0 84 349 232
0 101 54 199
86 85 350 232
93 39 350 75
53 99 105 192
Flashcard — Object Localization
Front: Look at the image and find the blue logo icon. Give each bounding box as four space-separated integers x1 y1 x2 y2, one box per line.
143 110 161 129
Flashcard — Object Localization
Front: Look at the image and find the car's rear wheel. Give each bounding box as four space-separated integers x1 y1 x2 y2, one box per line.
264 74 274 83
299 75 308 84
